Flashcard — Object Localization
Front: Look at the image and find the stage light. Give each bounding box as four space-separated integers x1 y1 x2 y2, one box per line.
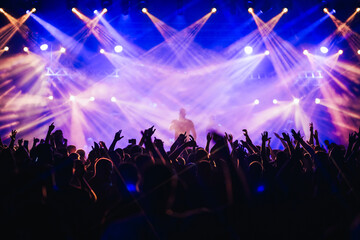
31 8 36 13
111 97 117 102
23 47 29 52
211 7 217 13
357 49 360 55
283 8 288 13
72 8 77 13
0 8 4 13
48 96 54 100
315 98 321 104
100 49 105 54
60 47 66 53
94 10 99 14
248 8 254 13
244 46 253 55
273 99 278 104
254 99 260 105
293 98 300 104
303 49 309 55
357 8 360 12
264 50 270 55
69 96 75 101
320 46 328 54
323 8 328 13
142 8 147 13
26 10 30 14
4 46 9 51
102 8 108 13
338 49 343 55
40 44 48 51
89 97 95 101
114 45 123 53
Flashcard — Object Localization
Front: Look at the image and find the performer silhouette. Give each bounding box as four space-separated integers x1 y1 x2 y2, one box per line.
170 108 197 141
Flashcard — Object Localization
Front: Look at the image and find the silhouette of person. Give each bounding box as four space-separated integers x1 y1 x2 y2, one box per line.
170 108 197 141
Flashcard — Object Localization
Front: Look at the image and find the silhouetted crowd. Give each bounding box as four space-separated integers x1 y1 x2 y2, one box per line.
1 122 360 240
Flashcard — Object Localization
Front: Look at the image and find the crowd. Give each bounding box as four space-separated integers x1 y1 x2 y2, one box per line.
1 122 360 240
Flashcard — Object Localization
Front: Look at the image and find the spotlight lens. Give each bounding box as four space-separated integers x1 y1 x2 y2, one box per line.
100 49 105 54
211 7 217 13
283 8 288 13
315 98 321 104
320 46 328 54
142 8 147 13
23 47 29 52
60 47 66 53
264 50 270 55
94 10 98 14
254 99 260 105
26 10 30 14
4 46 9 51
293 98 300 104
248 7 254 13
72 8 77 12
102 8 108 13
338 49 343 55
69 96 75 101
357 8 360 12
114 45 123 53
0 8 4 13
273 99 278 104
357 49 360 55
111 97 117 102
48 96 54 100
323 8 328 13
31 8 36 13
244 46 253 55
40 44 48 51
303 49 309 55
89 97 95 101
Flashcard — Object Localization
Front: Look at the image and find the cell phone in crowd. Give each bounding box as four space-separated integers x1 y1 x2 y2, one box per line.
128 139 136 145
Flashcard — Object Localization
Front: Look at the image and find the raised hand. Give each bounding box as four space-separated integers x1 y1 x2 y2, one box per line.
18 139 23 146
10 130 17 141
206 132 212 142
48 122 55 133
225 132 233 145
291 129 303 142
261 131 271 142
114 130 124 142
242 129 248 137
282 132 291 142
349 132 357 145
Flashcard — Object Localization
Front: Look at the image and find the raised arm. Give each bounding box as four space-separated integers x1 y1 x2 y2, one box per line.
109 130 123 152
9 130 17 149
291 129 315 160
243 129 260 154
45 122 55 144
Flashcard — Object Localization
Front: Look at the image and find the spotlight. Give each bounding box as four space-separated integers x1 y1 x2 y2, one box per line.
320 46 328 54
357 49 360 55
102 8 108 13
273 99 278 104
94 10 99 14
293 98 300 104
142 7 147 13
323 8 328 13
69 95 75 101
357 8 360 12
31 8 36 13
338 49 343 55
248 7 254 13
0 8 4 13
23 47 29 52
60 47 66 53
315 98 321 104
264 50 270 55
254 99 260 105
40 44 48 51
244 46 253 55
72 8 77 13
89 97 95 101
211 7 217 13
48 96 54 100
114 45 123 53
303 49 309 55
4 46 9 51
26 10 30 14
111 97 117 102
283 8 288 13
100 49 105 54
